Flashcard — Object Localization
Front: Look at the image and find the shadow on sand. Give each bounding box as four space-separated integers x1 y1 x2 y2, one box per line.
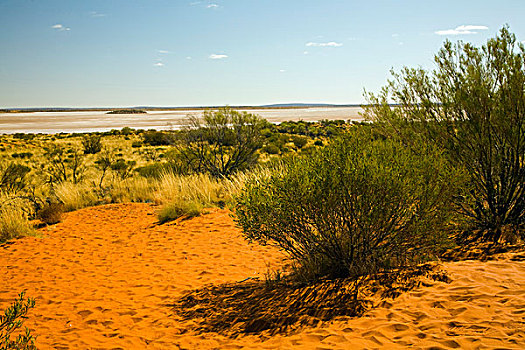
170 264 445 336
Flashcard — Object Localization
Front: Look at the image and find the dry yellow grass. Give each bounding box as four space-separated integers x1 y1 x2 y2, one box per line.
106 177 154 203
54 182 99 211
0 193 35 241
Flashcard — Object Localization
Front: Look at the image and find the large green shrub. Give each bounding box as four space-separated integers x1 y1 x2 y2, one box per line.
364 27 525 242
177 107 265 177
236 133 464 281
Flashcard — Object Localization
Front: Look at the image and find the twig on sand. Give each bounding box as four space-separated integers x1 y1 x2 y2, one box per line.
237 276 260 283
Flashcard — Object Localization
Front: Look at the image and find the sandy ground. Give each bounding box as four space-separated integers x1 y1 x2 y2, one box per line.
1 203 524 349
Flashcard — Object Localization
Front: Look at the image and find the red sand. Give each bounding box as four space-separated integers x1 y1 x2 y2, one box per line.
1 203 524 349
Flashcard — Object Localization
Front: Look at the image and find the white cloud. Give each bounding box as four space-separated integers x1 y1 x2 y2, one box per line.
435 25 488 35
207 3 219 8
392 33 399 38
457 25 489 31
89 11 106 17
306 41 343 47
186 56 192 60
189 1 202 5
209 54 228 59
303 51 309 55
154 62 165 67
51 24 71 31
158 50 169 54
279 69 286 73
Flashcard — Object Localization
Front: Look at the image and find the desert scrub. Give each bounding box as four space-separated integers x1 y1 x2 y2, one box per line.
0 292 37 350
236 133 465 282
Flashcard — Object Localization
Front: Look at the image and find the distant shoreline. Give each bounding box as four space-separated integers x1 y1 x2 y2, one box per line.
0 104 364 113
0 106 366 134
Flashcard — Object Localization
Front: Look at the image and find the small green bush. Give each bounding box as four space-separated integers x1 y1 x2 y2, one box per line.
236 133 464 281
44 146 85 184
143 131 171 146
0 292 37 350
291 135 308 149
110 159 136 180
10 153 33 159
262 144 280 155
177 108 265 177
12 133 35 141
82 134 103 154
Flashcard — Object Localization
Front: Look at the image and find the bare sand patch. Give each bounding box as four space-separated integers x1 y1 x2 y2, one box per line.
1 203 523 349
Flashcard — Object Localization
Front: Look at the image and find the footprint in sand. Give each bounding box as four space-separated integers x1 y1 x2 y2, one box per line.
77 310 93 318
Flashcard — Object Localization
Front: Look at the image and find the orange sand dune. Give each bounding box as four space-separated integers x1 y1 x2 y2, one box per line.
1 203 524 349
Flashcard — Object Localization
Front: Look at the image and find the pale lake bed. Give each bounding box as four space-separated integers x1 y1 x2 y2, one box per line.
0 107 365 134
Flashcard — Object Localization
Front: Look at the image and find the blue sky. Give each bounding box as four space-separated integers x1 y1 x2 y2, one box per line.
1 0 524 108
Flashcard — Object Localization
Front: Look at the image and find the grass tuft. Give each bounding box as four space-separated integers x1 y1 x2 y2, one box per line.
0 206 35 243
158 199 204 223
54 182 98 211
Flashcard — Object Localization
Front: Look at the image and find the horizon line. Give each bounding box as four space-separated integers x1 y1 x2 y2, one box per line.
1 103 368 112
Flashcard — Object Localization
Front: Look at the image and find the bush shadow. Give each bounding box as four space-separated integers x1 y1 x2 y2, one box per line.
169 263 441 337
